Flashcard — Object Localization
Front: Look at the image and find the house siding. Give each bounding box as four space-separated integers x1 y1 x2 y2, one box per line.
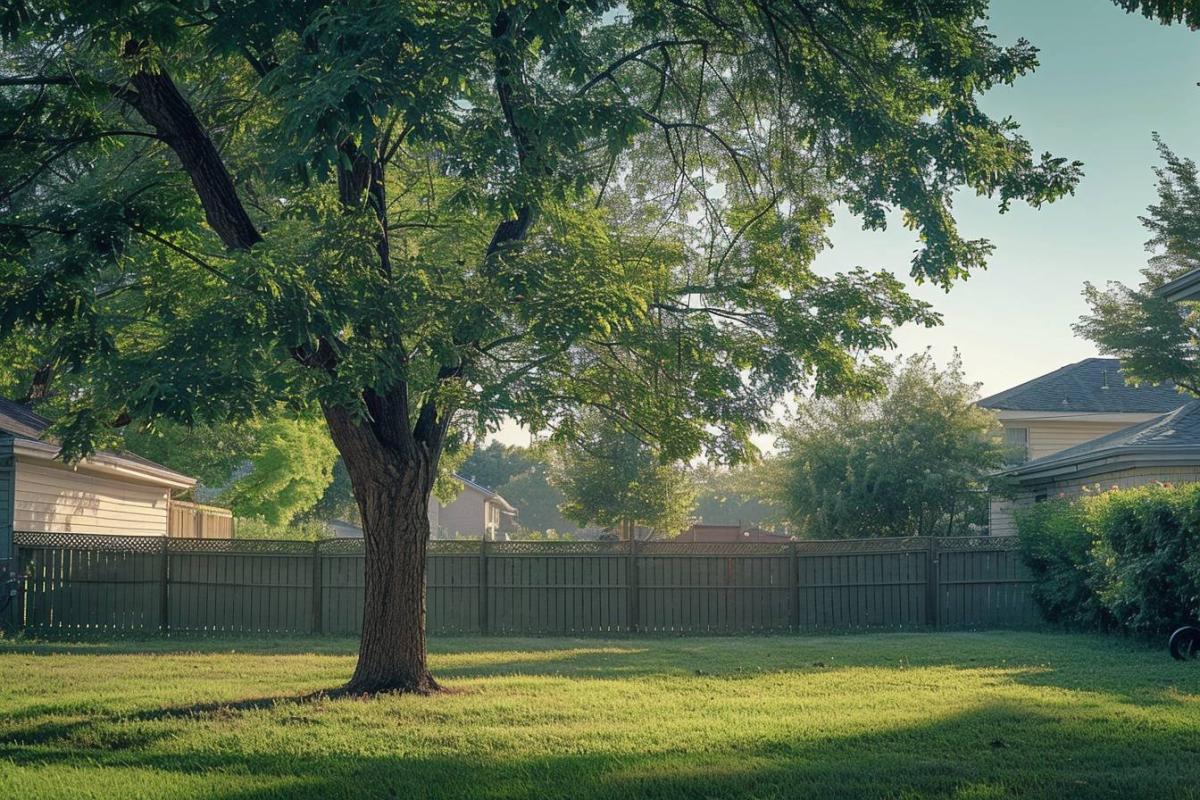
1004 419 1152 461
990 465 1200 536
435 486 490 538
0 436 13 562
13 459 170 535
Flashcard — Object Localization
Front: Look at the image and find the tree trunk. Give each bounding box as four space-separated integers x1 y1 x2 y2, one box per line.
324 405 442 695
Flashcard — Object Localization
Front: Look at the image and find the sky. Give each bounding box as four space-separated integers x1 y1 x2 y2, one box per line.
494 0 1200 447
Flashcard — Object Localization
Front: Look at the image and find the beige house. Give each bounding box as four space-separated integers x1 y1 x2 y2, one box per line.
433 476 518 540
331 475 518 540
980 359 1188 534
1 398 197 561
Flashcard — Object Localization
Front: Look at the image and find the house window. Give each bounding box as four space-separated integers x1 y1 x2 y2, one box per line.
1003 427 1029 465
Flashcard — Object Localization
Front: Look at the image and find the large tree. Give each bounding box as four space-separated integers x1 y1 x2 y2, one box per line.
777 353 1003 538
0 1 1078 692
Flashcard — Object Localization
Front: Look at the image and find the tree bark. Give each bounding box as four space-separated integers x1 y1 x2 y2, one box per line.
324 403 442 695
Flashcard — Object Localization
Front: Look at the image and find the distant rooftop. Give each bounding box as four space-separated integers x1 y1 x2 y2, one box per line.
978 358 1186 414
1005 400 1200 479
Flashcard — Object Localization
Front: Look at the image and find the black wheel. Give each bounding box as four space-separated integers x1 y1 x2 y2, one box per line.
1169 626 1200 660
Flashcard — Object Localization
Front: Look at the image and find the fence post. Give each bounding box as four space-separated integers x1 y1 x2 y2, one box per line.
478 538 489 635
789 540 800 633
3 540 18 632
311 540 323 635
159 536 170 634
926 536 940 629
627 538 640 634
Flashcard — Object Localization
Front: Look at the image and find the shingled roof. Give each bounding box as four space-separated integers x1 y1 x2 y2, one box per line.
0 395 195 488
0 396 50 440
1005 400 1200 480
978 358 1186 414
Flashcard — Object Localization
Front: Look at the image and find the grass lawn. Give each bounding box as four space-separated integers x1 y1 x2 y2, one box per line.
1 632 1198 799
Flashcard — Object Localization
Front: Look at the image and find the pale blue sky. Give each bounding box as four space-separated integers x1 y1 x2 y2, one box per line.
876 0 1200 396
495 0 1200 447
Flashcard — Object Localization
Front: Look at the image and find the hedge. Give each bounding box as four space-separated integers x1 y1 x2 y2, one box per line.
1015 483 1200 633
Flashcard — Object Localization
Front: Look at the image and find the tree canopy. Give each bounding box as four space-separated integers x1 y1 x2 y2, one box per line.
0 1 1080 464
551 413 695 536
777 353 1002 539
0 0 1080 691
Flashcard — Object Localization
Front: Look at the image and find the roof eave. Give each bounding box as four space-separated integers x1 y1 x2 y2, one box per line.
1002 445 1200 484
1156 269 1200 302
10 436 197 490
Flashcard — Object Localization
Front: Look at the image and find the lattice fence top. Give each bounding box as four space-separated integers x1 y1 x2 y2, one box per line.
167 538 315 555
935 535 1021 551
13 531 165 552
13 531 1023 556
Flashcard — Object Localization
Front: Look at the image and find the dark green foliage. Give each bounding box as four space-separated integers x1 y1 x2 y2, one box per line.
459 442 536 493
552 413 695 536
0 0 1080 466
691 461 785 529
498 463 579 536
1017 484 1200 634
1114 0 1200 26
1015 500 1111 629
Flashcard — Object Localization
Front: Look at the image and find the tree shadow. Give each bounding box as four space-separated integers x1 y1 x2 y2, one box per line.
2 699 1198 799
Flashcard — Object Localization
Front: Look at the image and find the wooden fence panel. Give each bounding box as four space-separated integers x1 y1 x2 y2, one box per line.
15 533 163 632
636 543 791 633
485 542 628 635
935 537 1040 629
10 533 1042 636
166 541 314 634
794 539 928 631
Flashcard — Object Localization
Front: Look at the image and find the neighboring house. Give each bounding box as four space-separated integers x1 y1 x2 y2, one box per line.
329 474 518 540
1000 401 1200 524
0 397 197 562
980 359 1188 534
434 476 518 540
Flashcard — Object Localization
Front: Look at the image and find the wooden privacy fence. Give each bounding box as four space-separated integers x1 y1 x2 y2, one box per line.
7 532 1042 635
167 501 234 539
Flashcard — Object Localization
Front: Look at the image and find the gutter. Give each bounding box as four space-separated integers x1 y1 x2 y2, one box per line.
1156 268 1200 302
11 437 196 490
1000 445 1200 484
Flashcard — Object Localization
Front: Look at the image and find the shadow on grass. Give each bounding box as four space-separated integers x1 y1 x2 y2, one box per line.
2 699 1198 799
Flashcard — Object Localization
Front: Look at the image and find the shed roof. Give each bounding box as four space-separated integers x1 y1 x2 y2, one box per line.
977 358 1185 414
1003 400 1200 482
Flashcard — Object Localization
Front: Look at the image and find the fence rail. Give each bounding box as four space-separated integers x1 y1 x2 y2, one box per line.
7 532 1042 636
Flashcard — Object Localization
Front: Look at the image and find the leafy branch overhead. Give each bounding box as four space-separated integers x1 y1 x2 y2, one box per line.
0 0 1081 467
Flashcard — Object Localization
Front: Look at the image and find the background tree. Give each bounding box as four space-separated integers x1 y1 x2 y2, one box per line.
458 442 536 492
551 414 696 538
0 1 1079 692
777 354 1003 539
1077 139 1200 392
691 461 786 530
496 458 580 536
126 415 339 527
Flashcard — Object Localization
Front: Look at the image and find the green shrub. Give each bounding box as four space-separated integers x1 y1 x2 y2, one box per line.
1016 483 1200 634
1087 484 1200 633
234 516 332 541
1015 499 1109 629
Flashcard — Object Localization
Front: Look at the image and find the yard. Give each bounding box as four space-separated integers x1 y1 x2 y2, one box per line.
0 633 1197 799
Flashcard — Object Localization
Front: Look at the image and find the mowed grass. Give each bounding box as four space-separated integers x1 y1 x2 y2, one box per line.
1 633 1198 799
